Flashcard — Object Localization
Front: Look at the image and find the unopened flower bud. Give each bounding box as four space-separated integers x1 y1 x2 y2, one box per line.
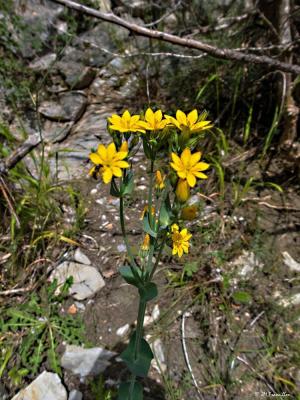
175 179 190 203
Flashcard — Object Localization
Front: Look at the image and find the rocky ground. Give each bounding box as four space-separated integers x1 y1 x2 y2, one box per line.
1 1 300 400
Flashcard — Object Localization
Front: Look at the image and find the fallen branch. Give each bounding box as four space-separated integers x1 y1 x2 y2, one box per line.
51 0 300 74
0 132 41 174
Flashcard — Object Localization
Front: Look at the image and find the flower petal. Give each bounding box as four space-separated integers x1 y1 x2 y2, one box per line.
192 162 210 171
165 115 180 129
97 144 107 162
145 108 154 125
115 151 128 160
154 109 162 123
122 110 131 121
191 121 213 132
89 152 102 165
187 109 198 126
176 110 187 126
193 171 208 179
107 142 116 161
114 160 129 168
102 167 113 184
190 151 201 166
187 173 196 187
181 148 191 167
112 166 122 177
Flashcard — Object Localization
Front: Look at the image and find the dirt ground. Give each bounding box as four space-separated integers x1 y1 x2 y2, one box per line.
63 159 300 399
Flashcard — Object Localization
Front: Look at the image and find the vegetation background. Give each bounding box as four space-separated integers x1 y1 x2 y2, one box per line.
0 0 299 399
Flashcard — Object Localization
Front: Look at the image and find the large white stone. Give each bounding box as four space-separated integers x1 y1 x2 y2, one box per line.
12 371 67 400
61 345 116 378
283 251 300 272
50 261 105 300
74 248 91 265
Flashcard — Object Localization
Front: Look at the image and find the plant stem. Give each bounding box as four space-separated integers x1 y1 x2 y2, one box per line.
129 298 147 399
148 159 154 227
120 195 143 284
149 230 167 281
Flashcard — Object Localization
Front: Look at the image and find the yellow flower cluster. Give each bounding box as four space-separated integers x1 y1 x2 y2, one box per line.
88 107 212 259
107 108 212 134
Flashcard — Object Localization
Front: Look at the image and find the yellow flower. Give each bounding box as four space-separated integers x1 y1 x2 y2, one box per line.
89 142 129 184
108 110 147 133
175 179 190 203
143 108 168 131
119 141 128 152
171 224 192 258
140 205 155 220
181 205 198 221
165 109 213 133
141 234 150 251
170 148 209 187
155 170 165 190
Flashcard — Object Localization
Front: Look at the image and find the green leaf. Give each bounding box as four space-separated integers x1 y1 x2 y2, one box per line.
142 215 157 238
142 138 153 160
121 332 153 377
138 282 158 302
118 381 143 400
119 265 142 287
159 194 172 228
183 261 198 278
110 179 121 198
232 291 252 304
121 171 134 196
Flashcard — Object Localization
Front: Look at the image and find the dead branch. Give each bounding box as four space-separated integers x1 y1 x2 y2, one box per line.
0 132 41 174
51 0 300 74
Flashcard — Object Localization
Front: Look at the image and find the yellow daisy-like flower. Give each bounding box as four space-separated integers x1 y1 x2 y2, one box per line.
108 110 147 133
165 109 213 133
171 224 192 258
89 142 129 184
155 170 165 190
141 233 150 251
143 108 168 131
170 148 209 187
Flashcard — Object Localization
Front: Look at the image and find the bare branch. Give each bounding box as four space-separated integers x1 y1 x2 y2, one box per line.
51 0 300 75
0 133 41 173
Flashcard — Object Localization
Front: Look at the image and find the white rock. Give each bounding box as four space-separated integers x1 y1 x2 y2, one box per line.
230 251 263 278
61 345 116 378
116 323 130 337
117 244 126 253
74 301 86 312
151 339 167 373
151 304 160 322
68 390 83 400
50 261 105 300
74 248 91 265
90 188 97 195
282 252 300 272
279 293 300 307
187 195 199 206
12 371 67 400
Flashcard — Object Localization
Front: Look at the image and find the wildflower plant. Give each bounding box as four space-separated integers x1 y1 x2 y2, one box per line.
88 108 213 400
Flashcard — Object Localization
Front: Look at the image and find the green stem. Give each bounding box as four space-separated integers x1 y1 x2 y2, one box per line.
129 298 147 400
120 195 143 284
148 159 154 227
149 230 167 281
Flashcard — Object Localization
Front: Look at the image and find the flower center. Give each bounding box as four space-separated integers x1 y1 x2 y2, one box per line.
172 232 183 246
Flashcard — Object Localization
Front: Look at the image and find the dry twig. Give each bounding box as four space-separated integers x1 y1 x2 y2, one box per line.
51 0 300 74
